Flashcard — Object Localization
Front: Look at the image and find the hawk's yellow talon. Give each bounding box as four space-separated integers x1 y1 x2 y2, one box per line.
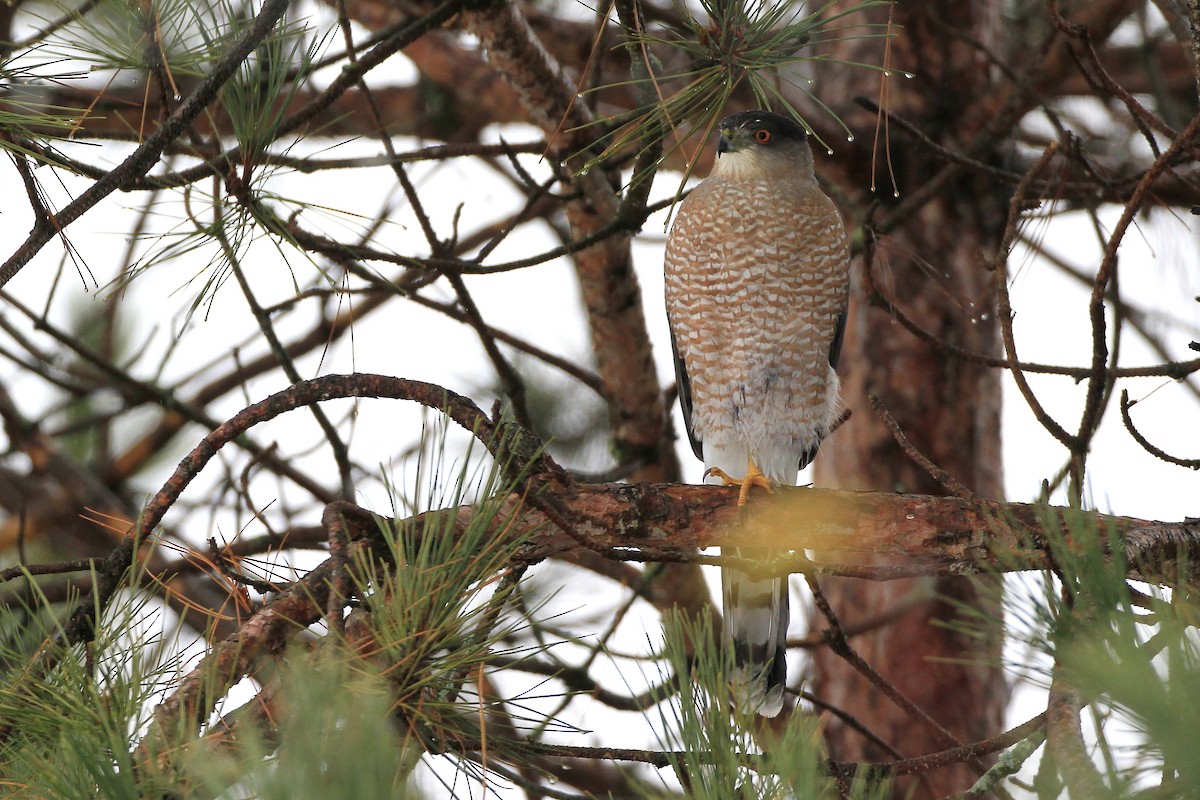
705 460 775 507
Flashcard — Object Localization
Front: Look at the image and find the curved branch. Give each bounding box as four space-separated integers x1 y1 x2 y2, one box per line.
1120 390 1200 469
17 374 557 717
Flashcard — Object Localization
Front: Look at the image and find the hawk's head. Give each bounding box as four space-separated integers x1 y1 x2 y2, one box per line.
712 110 814 179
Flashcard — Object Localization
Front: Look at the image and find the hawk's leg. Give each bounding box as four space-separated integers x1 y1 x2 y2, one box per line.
705 457 774 507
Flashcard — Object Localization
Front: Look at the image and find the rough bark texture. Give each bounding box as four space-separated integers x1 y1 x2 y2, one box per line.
801 4 1164 788
809 4 1009 796
396 486 1172 574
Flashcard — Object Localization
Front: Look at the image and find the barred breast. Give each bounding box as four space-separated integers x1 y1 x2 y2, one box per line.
664 172 849 475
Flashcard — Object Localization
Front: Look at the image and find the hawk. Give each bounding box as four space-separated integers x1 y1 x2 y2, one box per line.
664 110 850 717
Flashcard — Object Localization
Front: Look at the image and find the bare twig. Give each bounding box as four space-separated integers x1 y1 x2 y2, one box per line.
1120 390 1200 469
806 576 966 753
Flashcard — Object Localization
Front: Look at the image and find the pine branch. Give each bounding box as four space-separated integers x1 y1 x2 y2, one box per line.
0 0 293 288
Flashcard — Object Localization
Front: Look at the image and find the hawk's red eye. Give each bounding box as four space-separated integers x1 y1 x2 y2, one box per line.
754 129 772 143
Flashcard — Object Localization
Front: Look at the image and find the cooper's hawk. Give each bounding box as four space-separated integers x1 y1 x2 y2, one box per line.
664 110 850 717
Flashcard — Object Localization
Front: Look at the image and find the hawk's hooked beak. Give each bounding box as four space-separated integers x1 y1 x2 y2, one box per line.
716 128 734 156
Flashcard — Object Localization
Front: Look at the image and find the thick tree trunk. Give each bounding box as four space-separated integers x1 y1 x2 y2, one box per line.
809 4 1008 796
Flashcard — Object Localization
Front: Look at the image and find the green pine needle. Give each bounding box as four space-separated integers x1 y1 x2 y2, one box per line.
580 0 896 181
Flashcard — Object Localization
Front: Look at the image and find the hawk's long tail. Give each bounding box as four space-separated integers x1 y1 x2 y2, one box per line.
704 443 792 718
721 548 788 717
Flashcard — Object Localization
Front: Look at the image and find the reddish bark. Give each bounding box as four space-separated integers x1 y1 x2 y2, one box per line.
808 3 1009 796
803 1 1163 795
